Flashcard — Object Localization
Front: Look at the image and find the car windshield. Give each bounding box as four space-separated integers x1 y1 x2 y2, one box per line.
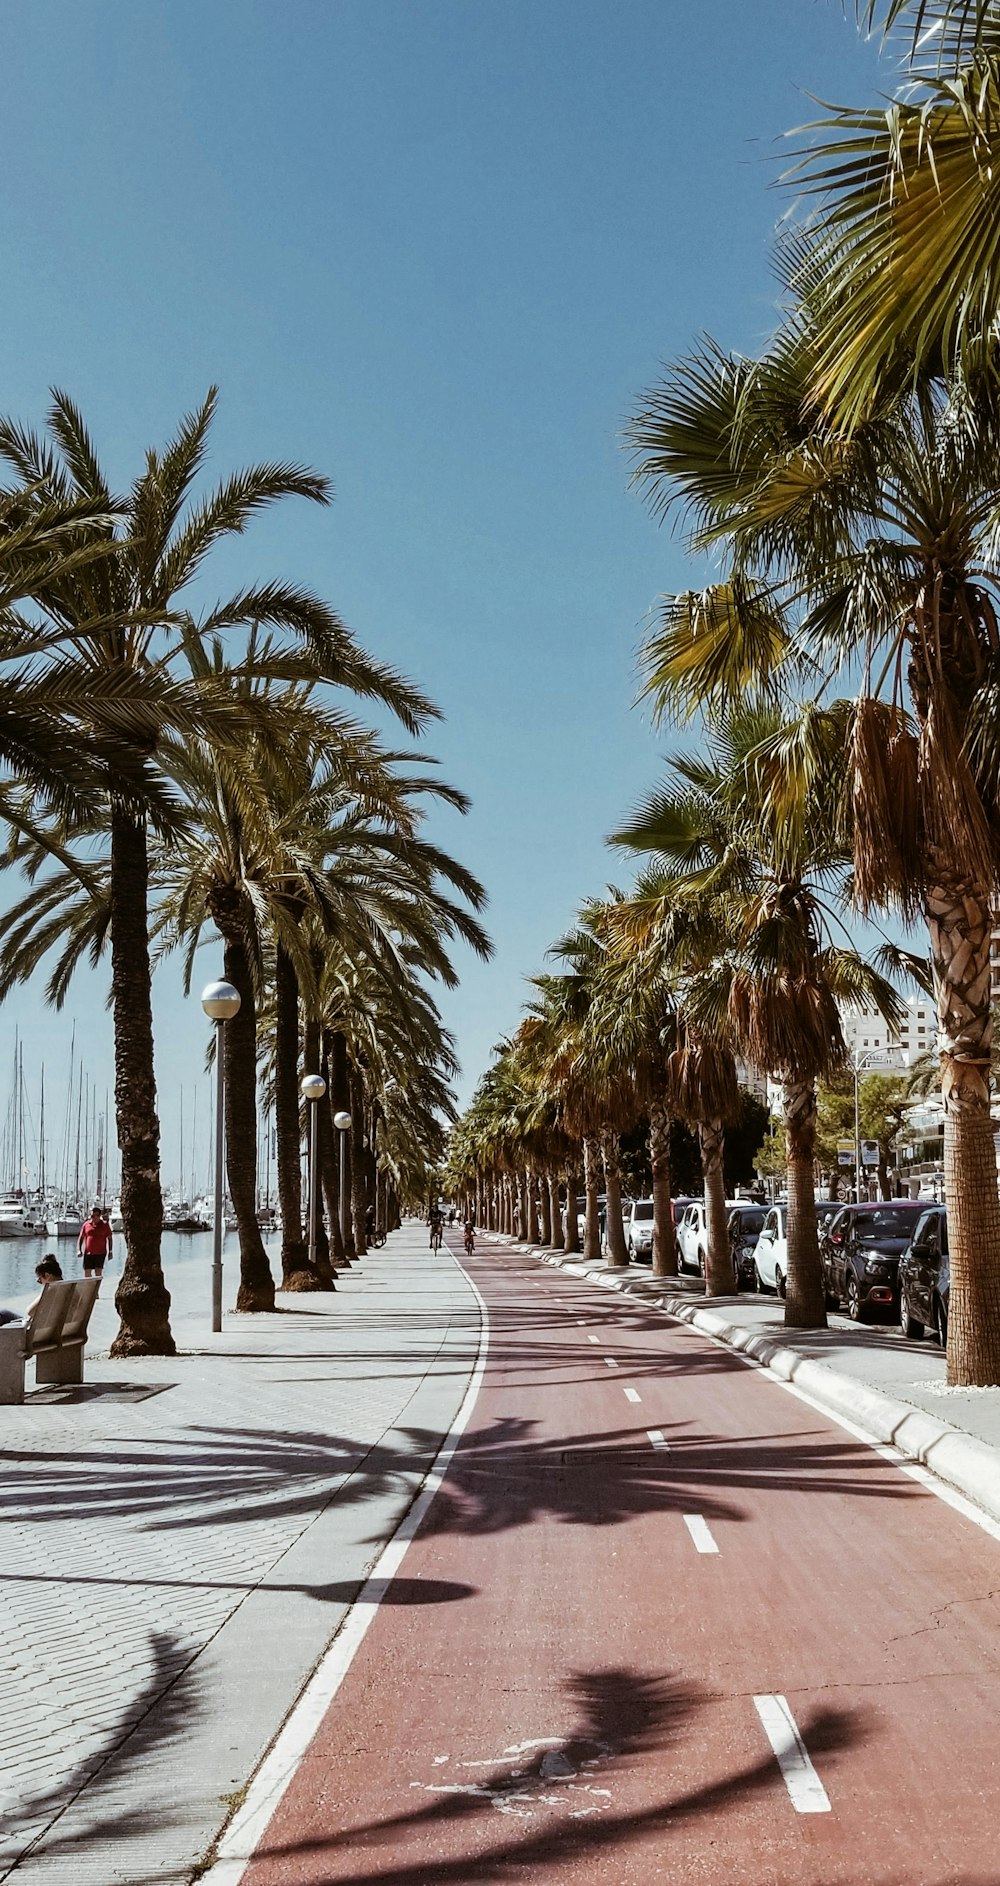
852 1208 922 1237
633 1203 654 1222
736 1209 765 1234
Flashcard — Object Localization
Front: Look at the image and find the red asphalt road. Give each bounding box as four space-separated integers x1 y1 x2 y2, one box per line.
242 1238 1000 1886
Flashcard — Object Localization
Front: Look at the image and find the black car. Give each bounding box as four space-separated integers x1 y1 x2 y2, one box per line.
727 1204 767 1290
820 1201 928 1321
898 1206 949 1345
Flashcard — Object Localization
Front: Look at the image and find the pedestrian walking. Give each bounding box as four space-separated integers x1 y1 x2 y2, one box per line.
78 1205 113 1282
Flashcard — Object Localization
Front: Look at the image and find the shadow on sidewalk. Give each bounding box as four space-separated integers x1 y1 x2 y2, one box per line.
2 1629 203 1870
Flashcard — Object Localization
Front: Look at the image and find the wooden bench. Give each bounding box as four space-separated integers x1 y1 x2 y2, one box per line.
0 1279 101 1403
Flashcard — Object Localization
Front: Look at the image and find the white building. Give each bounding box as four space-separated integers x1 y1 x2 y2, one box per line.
838 993 936 1069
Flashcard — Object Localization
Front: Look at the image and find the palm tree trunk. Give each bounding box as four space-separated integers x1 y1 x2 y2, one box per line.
563 1165 580 1253
349 1064 367 1254
274 943 312 1287
926 873 1000 1385
221 934 275 1312
538 1173 551 1245
329 1030 356 1258
650 1097 678 1278
545 1173 559 1249
699 1119 731 1296
525 1168 540 1244
782 1078 827 1328
583 1136 602 1259
516 1169 528 1241
602 1128 629 1267
109 804 174 1358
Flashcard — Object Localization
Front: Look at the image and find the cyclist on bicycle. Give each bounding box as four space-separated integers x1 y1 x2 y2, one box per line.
428 1206 443 1251
463 1218 475 1255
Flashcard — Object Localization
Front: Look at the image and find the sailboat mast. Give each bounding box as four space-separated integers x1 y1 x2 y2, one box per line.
39 1066 45 1199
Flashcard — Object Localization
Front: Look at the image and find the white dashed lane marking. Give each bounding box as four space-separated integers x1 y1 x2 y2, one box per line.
623 1388 641 1404
647 1430 669 1451
753 1695 832 1814
603 1357 620 1370
682 1514 719 1555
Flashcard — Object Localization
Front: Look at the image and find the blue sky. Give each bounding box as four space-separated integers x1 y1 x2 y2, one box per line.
0 1 884 1188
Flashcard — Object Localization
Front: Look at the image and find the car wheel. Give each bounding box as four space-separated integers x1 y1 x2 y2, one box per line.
900 1283 924 1340
627 1238 634 1260
754 1264 763 1293
847 1276 868 1323
935 1295 949 1347
698 1249 706 1279
774 1265 786 1300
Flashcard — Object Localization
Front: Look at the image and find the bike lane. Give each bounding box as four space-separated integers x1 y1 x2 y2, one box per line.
231 1239 1000 1885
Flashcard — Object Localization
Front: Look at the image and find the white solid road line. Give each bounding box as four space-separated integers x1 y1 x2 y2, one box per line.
753 1694 832 1814
682 1514 719 1555
603 1356 620 1370
199 1252 491 1886
623 1387 641 1403
647 1429 669 1450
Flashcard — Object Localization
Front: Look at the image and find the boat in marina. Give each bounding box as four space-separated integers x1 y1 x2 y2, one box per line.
0 1192 43 1236
45 1211 82 1238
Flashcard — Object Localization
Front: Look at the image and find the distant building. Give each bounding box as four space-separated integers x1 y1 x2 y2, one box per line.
838 993 936 1069
735 1059 768 1103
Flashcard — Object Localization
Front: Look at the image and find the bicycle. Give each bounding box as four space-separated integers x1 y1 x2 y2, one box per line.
429 1223 443 1252
463 1227 475 1255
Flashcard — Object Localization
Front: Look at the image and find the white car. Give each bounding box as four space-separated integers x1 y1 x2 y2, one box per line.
753 1204 789 1296
625 1199 655 1261
677 1199 741 1275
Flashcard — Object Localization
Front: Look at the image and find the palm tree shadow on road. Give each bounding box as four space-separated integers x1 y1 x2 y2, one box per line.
247 1663 870 1886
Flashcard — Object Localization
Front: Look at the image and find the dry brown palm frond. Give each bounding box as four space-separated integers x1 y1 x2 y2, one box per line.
668 1030 741 1127
727 969 846 1084
919 685 1000 895
850 696 924 917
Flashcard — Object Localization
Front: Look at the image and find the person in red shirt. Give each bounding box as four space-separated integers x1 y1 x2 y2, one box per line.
78 1205 113 1281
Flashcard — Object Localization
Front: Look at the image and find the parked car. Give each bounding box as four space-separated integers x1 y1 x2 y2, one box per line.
625 1199 655 1262
677 1199 740 1277
753 1204 789 1295
814 1199 842 1234
820 1200 928 1321
898 1205 949 1344
727 1203 767 1290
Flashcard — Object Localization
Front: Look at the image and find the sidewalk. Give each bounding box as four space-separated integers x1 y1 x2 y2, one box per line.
0 1228 481 1886
502 1235 1000 1533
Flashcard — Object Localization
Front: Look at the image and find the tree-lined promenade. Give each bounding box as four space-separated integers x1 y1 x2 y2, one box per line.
0 390 490 1355
449 0 1000 1389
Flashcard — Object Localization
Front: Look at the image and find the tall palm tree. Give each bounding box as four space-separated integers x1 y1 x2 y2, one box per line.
0 390 436 1352
785 2 1000 422
628 328 1000 1375
612 709 904 1324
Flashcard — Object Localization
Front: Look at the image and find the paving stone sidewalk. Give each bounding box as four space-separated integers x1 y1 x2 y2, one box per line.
0 1227 480 1886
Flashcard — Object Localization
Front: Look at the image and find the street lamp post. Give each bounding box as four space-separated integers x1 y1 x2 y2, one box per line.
201 979 241 1334
334 1109 351 1253
853 1050 890 1203
301 1074 327 1273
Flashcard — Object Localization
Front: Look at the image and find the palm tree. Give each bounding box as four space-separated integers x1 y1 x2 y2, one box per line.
0 390 438 1352
786 2 1000 423
613 708 904 1324
628 331 1000 1373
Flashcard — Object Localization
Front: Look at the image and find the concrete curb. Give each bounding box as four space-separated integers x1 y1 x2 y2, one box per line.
486 1234 1000 1533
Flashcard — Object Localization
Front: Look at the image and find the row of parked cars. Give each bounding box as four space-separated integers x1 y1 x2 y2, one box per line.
613 1192 949 1346
729 1196 949 1342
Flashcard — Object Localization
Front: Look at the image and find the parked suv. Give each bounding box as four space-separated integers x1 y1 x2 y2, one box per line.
820 1201 927 1321
727 1203 767 1290
898 1206 949 1344
625 1199 655 1262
